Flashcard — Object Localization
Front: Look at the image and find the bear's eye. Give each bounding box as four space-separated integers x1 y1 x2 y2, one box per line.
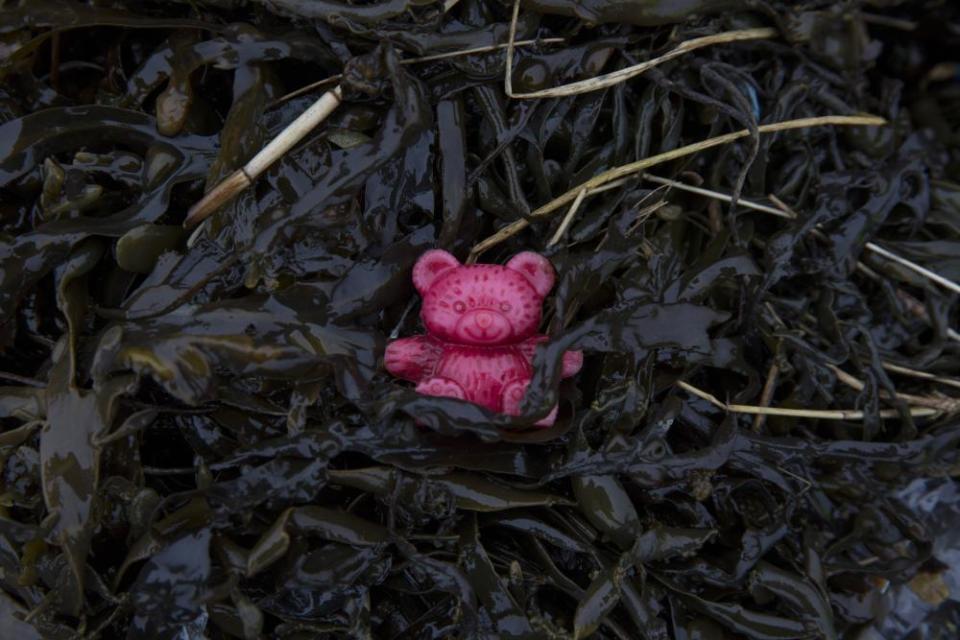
499 301 512 312
453 301 466 313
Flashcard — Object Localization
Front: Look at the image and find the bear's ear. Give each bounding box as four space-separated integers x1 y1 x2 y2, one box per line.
507 251 555 297
413 249 460 294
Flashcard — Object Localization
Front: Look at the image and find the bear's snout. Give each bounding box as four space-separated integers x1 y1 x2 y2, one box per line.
476 310 493 327
456 309 512 344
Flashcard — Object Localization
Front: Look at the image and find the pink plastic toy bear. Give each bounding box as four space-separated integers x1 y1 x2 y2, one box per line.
385 250 583 426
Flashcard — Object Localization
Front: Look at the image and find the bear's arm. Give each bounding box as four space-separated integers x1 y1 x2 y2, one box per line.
518 336 547 365
384 335 442 382
519 337 583 378
561 349 583 378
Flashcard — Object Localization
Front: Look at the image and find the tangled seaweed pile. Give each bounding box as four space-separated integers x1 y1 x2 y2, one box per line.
1 0 960 638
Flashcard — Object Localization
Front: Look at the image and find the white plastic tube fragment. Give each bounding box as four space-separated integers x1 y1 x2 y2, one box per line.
184 85 343 228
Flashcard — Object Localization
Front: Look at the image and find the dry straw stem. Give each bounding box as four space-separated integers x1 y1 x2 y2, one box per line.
275 37 565 106
854 253 960 343
881 362 960 392
826 363 960 414
649 179 960 299
644 173 790 217
547 188 588 247
767 194 960 299
861 12 918 31
503 0 776 99
864 242 960 296
470 114 886 258
676 380 941 421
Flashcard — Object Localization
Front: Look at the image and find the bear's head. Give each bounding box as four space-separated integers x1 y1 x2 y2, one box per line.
412 250 555 346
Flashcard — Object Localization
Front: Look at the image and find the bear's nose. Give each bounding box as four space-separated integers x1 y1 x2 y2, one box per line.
475 311 494 328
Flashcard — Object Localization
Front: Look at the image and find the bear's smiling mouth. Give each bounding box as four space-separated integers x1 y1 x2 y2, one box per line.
456 309 512 343
462 325 508 340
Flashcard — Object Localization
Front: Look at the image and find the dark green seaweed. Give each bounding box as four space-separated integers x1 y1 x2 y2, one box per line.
1 0 959 638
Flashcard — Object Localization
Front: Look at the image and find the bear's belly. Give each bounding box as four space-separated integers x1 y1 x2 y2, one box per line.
435 347 531 410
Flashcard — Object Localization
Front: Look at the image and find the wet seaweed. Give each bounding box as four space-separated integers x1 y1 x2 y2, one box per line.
1 0 960 638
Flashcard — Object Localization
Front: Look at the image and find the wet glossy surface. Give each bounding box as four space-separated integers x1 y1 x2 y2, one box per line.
1 1 959 638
